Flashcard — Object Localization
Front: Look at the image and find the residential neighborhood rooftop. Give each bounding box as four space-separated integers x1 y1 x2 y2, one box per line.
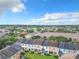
33 39 43 45
43 40 49 46
59 42 76 50
48 40 58 47
0 44 22 59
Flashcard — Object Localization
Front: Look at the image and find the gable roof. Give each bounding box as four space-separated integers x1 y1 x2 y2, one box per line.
33 39 43 45
76 44 79 50
27 39 34 44
43 40 48 46
20 32 28 35
59 42 76 50
0 44 22 59
0 53 7 59
48 40 58 47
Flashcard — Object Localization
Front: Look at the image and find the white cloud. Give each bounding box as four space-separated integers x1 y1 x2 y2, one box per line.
12 3 25 13
43 12 79 20
0 0 25 13
44 13 67 20
31 12 79 25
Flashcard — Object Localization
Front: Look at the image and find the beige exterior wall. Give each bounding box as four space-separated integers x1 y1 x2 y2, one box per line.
34 45 42 50
49 46 59 55
9 51 21 59
21 43 28 49
21 43 43 53
34 45 42 53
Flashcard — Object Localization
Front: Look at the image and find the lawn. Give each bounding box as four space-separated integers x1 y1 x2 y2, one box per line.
23 51 58 59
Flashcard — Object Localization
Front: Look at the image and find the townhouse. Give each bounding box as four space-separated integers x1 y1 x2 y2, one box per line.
48 40 59 55
33 39 43 53
59 42 77 57
26 40 34 51
19 39 30 50
42 40 49 54
42 40 59 55
0 44 22 59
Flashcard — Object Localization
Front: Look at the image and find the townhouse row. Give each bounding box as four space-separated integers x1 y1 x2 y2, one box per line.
17 39 79 56
20 39 58 55
0 38 79 59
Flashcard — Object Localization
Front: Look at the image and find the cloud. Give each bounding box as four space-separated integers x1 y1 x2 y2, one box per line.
31 12 79 25
0 0 25 13
43 12 79 20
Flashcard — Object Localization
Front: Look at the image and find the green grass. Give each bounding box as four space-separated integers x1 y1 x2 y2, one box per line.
24 51 58 59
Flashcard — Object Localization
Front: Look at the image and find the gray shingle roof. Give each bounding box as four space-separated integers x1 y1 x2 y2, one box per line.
33 40 43 45
0 48 15 57
0 53 8 59
17 39 34 44
0 44 22 59
43 40 48 46
48 40 58 47
59 42 76 50
27 40 34 44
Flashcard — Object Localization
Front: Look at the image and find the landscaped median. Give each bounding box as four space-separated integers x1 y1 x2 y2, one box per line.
21 51 58 59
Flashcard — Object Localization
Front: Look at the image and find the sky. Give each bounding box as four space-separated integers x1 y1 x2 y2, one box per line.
0 0 79 25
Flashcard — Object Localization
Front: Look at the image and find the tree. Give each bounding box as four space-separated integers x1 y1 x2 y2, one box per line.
48 36 72 42
27 29 34 33
32 35 41 39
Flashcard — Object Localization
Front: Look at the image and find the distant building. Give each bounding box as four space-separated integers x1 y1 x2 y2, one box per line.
20 32 32 38
20 32 28 38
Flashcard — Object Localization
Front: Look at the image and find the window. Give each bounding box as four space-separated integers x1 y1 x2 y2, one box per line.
53 48 55 50
32 49 33 50
38 46 39 47
14 56 15 58
69 50 70 53
74 51 75 53
54 52 57 55
45 51 48 53
46 46 48 49
64 49 65 52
